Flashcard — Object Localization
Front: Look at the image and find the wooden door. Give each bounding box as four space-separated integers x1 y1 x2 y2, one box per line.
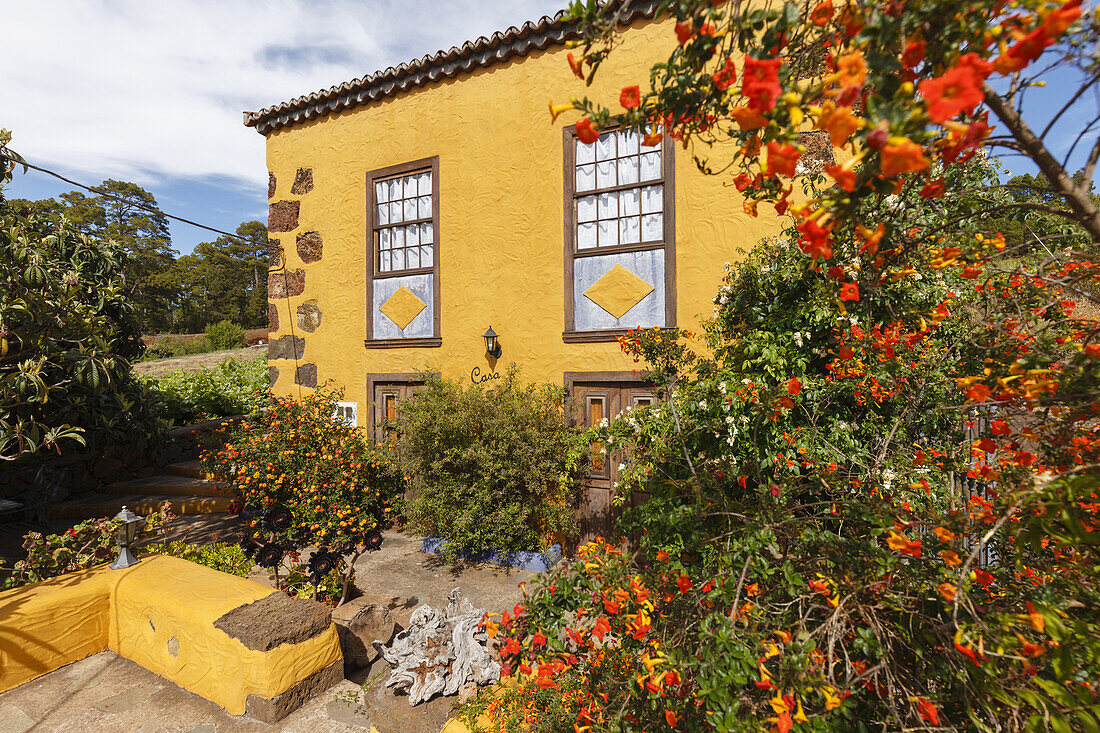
572 381 657 540
372 382 422 444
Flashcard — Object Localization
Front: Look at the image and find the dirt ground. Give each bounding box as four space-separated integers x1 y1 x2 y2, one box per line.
132 344 266 377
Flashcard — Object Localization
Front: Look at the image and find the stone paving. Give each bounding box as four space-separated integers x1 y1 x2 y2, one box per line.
0 526 535 733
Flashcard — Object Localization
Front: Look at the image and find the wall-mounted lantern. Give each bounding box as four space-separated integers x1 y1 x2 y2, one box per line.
483 326 502 359
110 506 146 569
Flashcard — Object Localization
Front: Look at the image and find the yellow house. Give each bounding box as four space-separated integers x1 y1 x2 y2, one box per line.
246 3 791 523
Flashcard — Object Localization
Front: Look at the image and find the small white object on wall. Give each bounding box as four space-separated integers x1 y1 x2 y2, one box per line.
333 401 358 426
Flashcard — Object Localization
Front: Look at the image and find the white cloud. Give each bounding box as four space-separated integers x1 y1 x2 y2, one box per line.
1 0 564 188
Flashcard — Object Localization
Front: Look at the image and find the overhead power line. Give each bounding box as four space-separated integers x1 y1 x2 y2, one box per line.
2 154 251 243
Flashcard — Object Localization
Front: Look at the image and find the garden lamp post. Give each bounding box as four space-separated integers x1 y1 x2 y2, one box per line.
483 326 502 359
110 506 146 569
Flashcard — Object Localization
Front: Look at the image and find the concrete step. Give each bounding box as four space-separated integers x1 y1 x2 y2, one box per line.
103 474 225 498
164 460 211 480
53 494 234 521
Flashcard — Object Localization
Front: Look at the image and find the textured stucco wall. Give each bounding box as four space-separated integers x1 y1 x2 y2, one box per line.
263 16 785 421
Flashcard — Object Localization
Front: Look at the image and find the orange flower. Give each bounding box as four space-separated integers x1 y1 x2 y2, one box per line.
966 383 992 402
918 52 992 123
592 615 611 640
729 105 769 130
797 219 833 260
939 550 961 566
939 582 957 601
675 20 694 45
810 1 833 26
656 549 671 562
742 56 783 111
1025 601 1045 632
549 101 576 123
880 138 929 177
677 574 693 593
665 709 679 727
620 85 641 110
765 141 801 177
901 39 926 69
786 377 801 395
920 178 945 198
825 163 857 192
712 57 737 91
642 130 664 147
834 50 867 90
933 526 955 542
567 52 585 79
576 118 599 144
839 281 860 301
815 100 861 146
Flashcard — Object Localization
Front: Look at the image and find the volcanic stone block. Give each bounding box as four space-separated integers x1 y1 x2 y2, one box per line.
214 592 332 652
296 231 323 263
268 269 304 299
245 658 343 724
268 201 300 232
296 301 321 332
267 172 276 199
269 335 305 361
268 365 279 387
797 131 835 176
291 167 314 195
295 363 317 388
268 238 283 268
268 302 279 332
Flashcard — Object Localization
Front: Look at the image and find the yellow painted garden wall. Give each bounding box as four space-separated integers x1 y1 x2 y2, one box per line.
263 16 784 416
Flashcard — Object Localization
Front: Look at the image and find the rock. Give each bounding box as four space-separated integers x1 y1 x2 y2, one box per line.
357 677 455 733
332 595 397 669
373 588 500 706
458 681 477 704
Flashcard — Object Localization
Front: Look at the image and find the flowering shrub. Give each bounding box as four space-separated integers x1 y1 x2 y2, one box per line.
2 503 173 589
202 383 404 604
475 1 1100 729
398 368 589 555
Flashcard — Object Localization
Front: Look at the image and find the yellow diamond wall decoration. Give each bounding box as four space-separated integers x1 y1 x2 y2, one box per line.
379 286 427 330
584 264 654 319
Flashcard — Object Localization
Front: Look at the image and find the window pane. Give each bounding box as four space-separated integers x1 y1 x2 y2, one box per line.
596 160 616 189
376 204 389 225
596 132 616 161
375 181 389 203
641 213 663 241
417 195 431 219
405 224 420 247
641 184 663 214
392 226 405 248
620 187 640 216
618 156 639 185
403 197 417 221
640 151 661 181
576 164 596 192
577 139 596 165
577 195 597 223
420 222 433 244
418 171 431 195
379 250 391 272
389 179 402 201
597 219 618 247
577 222 597 249
406 246 420 269
597 190 618 219
618 129 639 156
420 245 433 266
620 216 640 244
379 228 390 250
390 201 403 224
403 175 417 198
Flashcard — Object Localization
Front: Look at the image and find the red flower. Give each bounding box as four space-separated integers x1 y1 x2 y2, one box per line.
880 138 929 177
966 383 992 402
765 141 801 177
839 282 860 301
712 57 737 91
742 56 783 111
603 598 621 615
665 709 679 727
503 637 521 656
918 53 992 123
576 118 599 144
902 40 926 69
797 219 834 260
567 52 585 79
916 698 940 725
592 616 611 641
786 377 801 395
920 179 945 198
825 163 857 192
531 631 547 648
990 419 1011 436
954 641 985 666
677 574 693 593
620 85 641 110
675 20 694 45
810 1 833 26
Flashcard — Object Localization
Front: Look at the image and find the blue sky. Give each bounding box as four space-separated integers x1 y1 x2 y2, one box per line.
3 2 1095 256
2 0 565 254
